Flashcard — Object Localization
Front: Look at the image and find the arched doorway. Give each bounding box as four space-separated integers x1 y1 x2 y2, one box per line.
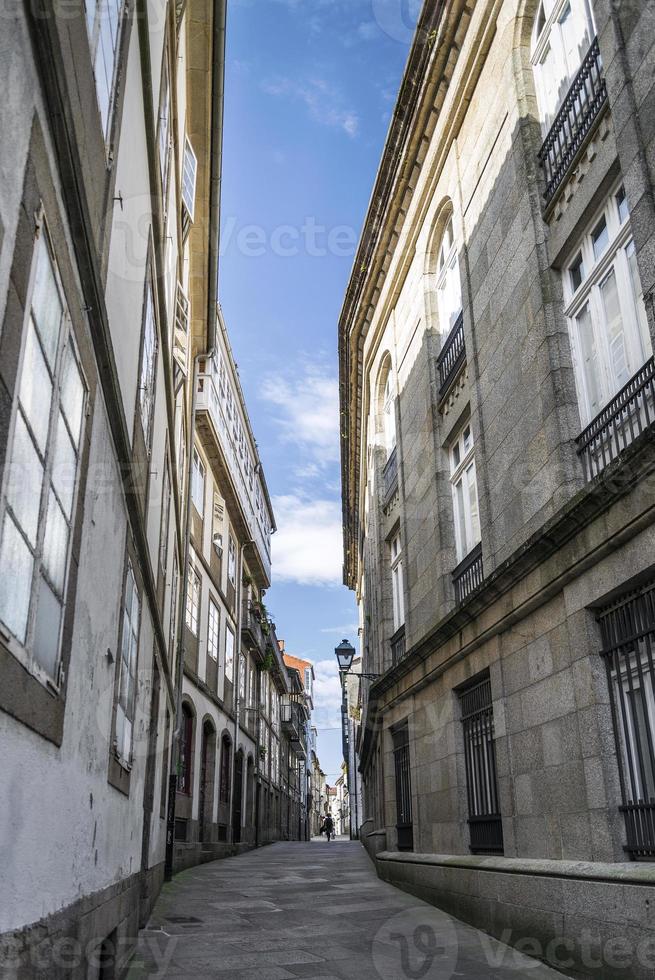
198 719 216 843
232 749 244 843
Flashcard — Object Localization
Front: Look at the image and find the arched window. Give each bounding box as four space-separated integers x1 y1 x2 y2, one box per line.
531 0 595 133
381 368 396 458
436 214 462 332
179 703 194 795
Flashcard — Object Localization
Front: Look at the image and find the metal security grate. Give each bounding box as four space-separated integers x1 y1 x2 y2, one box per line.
598 583 655 859
393 724 413 851
459 675 504 854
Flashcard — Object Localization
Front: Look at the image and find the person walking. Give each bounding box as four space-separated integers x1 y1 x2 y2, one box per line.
324 814 334 842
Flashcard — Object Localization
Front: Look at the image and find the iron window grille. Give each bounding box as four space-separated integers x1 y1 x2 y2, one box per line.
437 310 466 400
598 583 655 859
390 624 406 666
392 724 413 851
538 37 608 205
458 674 504 854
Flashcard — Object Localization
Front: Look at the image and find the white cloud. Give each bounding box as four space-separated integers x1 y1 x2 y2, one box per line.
312 658 344 727
271 495 343 585
261 359 340 473
261 76 359 138
320 623 359 635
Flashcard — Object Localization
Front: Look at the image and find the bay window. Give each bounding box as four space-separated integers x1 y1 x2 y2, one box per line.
531 0 595 133
0 226 86 686
564 184 651 427
450 420 481 563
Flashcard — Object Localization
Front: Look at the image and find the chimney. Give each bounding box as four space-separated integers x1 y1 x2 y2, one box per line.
278 639 285 652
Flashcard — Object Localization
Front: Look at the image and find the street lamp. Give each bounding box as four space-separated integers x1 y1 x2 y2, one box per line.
335 639 356 673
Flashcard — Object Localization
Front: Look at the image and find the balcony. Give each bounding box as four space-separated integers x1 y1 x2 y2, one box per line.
195 368 271 586
241 600 268 657
382 446 398 504
436 311 466 402
390 625 406 666
453 542 483 604
538 38 608 206
576 358 655 481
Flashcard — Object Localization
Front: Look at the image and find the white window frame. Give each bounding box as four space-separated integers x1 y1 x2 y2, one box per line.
157 45 172 199
530 0 596 134
181 136 198 226
390 533 405 631
449 420 481 564
191 446 206 517
227 534 236 587
239 652 247 700
381 369 396 458
207 595 220 662
185 559 201 636
436 214 462 332
563 182 652 428
138 276 158 451
114 559 140 768
0 219 87 688
225 623 235 682
84 0 126 142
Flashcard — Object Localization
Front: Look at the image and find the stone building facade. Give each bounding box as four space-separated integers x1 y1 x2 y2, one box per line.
340 0 655 975
0 0 219 973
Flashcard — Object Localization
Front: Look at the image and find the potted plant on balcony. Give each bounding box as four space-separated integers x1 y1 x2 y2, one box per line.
262 649 275 672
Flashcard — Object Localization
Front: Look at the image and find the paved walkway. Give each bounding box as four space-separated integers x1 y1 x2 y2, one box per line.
128 840 566 980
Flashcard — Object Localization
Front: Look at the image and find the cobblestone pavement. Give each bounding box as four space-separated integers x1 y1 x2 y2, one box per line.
127 839 566 980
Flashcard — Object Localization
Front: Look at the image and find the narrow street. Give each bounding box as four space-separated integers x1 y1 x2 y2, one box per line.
128 842 566 980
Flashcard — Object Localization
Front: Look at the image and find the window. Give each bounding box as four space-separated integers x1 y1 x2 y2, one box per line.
191 447 205 517
207 597 220 662
598 583 655 858
138 279 158 450
458 674 504 854
178 703 193 794
531 0 595 132
239 653 247 700
449 420 481 563
158 48 171 196
219 734 231 804
381 369 396 458
436 214 462 331
304 667 312 699
390 533 405 631
84 0 125 140
169 555 178 658
185 560 201 636
227 534 236 587
248 664 256 709
225 624 235 681
563 184 651 426
0 227 86 684
114 561 140 767
392 724 413 851
160 708 170 818
159 458 171 575
181 137 198 232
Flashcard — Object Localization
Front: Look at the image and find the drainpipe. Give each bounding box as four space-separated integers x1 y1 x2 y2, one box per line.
164 0 227 882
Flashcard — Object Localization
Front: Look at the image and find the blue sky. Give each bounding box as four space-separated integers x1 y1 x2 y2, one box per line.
219 0 420 787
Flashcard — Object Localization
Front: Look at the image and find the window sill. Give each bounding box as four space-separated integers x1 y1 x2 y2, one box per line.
0 637 66 745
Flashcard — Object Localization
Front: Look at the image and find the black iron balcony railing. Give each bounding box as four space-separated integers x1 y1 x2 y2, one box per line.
453 542 483 604
538 37 608 205
390 625 406 666
436 311 465 400
382 446 398 502
576 357 655 481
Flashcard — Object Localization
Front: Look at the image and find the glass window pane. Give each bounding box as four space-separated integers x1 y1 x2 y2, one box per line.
19 321 53 453
626 240 652 362
60 346 85 448
7 412 44 547
52 413 77 519
31 240 63 368
0 514 34 642
576 303 603 418
467 463 481 543
616 186 628 224
592 215 609 261
43 489 69 595
570 252 585 292
32 574 62 677
455 479 467 559
599 269 629 390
